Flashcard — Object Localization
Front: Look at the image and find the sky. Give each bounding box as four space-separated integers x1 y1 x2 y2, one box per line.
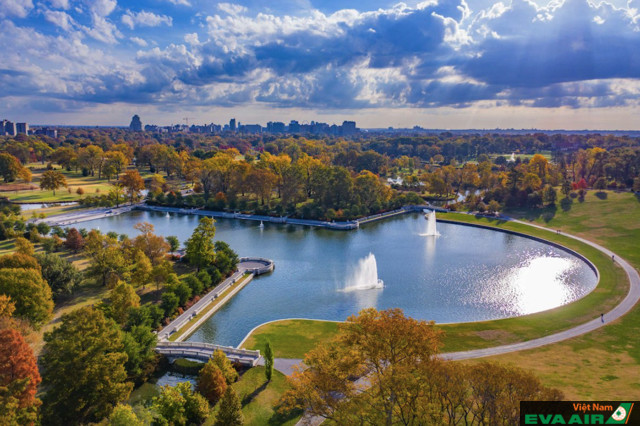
1 0 640 129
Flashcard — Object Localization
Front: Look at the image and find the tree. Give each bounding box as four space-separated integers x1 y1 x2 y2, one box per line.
278 308 561 425
107 404 144 426
109 185 125 207
185 217 216 272
64 228 85 253
167 236 180 253
210 349 238 384
265 341 274 382
0 153 26 182
153 382 209 426
110 282 140 325
214 387 244 426
84 231 128 287
121 325 157 381
0 328 41 424
130 250 152 288
0 252 40 271
40 307 132 425
35 253 82 300
133 222 169 265
120 170 145 204
543 185 558 206
197 361 227 405
40 170 67 195
14 237 35 256
160 292 179 317
0 268 53 328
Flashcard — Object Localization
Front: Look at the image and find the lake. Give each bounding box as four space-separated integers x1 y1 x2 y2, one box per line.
77 210 598 347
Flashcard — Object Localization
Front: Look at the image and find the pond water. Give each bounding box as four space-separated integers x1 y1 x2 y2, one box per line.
18 202 78 211
77 210 598 347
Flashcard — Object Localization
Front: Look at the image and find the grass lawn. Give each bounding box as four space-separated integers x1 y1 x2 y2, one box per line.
0 163 141 203
215 366 301 426
481 190 640 399
243 319 340 358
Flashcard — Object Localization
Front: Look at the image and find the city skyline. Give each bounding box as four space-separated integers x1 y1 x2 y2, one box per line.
1 0 640 129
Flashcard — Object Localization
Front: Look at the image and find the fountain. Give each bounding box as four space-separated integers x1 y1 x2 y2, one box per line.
422 209 440 236
166 212 170 218
508 152 516 162
343 253 384 292
259 221 264 228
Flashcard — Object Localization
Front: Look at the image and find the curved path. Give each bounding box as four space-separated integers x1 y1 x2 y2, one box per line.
265 219 640 371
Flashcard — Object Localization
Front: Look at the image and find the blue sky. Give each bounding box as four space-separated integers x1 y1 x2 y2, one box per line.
1 0 640 128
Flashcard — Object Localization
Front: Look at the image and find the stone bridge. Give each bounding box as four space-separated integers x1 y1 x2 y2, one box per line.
155 341 261 367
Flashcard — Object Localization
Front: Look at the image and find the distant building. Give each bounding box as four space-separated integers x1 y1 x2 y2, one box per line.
34 127 58 138
4 120 16 136
288 120 300 133
341 121 357 135
229 118 236 131
267 121 286 133
129 115 142 131
240 124 262 134
16 122 29 135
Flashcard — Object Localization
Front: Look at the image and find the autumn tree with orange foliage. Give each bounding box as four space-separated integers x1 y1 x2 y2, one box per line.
196 360 227 405
278 308 562 425
0 326 42 424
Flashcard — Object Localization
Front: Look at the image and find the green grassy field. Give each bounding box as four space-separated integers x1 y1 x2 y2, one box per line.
243 320 340 358
223 366 301 426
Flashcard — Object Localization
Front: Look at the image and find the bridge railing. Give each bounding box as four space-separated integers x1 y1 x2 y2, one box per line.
157 341 260 358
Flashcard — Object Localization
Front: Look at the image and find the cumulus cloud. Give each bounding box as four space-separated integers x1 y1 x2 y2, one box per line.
121 10 172 29
165 0 191 6
2 0 640 113
48 0 69 9
0 0 33 18
130 36 148 46
44 10 74 30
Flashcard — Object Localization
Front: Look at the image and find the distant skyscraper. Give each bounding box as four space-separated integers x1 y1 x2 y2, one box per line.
288 120 300 133
4 120 16 136
267 121 285 133
129 115 142 131
230 118 236 131
341 121 357 135
16 122 29 135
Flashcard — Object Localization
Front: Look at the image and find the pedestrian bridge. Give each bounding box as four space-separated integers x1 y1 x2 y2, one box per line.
155 341 261 367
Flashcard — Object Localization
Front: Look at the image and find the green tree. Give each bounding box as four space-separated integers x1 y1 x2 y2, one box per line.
153 382 209 426
110 282 140 326
85 231 128 287
107 404 144 426
40 170 67 195
265 341 274 382
35 253 82 300
130 250 152 288
41 307 132 425
211 349 238 384
214 387 244 426
185 217 216 272
109 185 125 207
167 236 180 253
14 237 35 256
543 185 558 206
0 268 53 328
121 325 157 382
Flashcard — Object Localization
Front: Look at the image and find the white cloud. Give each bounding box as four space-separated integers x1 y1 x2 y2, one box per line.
86 0 116 17
0 0 34 18
184 32 199 45
121 10 172 29
217 3 248 15
44 9 74 30
48 0 69 9
166 0 191 6
130 36 148 46
86 13 122 43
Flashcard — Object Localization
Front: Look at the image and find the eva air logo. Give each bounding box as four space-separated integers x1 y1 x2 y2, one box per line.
606 403 634 424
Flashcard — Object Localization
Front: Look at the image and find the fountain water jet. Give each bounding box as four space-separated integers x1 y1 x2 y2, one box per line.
342 253 384 292
421 209 440 236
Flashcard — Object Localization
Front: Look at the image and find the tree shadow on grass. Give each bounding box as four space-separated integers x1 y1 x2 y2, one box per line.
595 191 608 200
241 381 268 406
560 197 573 212
268 403 304 426
502 205 557 223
